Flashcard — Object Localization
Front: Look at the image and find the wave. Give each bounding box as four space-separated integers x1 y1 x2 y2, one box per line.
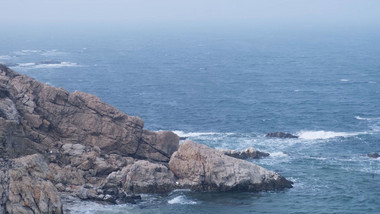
355 116 380 121
340 79 349 82
297 130 363 140
173 130 227 138
0 55 11 60
270 152 289 157
168 195 197 205
12 61 79 69
41 49 66 56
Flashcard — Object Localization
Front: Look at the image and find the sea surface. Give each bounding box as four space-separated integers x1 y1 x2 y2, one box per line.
1 24 379 213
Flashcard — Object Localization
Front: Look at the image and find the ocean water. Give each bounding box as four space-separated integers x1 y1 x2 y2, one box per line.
1 24 379 213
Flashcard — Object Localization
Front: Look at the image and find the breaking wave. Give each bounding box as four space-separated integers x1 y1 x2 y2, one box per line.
297 130 363 140
355 116 380 121
168 196 197 205
11 61 79 69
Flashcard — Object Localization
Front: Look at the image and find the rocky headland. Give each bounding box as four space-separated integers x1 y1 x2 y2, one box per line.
0 64 292 213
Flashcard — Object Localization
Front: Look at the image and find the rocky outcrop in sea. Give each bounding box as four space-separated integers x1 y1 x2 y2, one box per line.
0 64 292 213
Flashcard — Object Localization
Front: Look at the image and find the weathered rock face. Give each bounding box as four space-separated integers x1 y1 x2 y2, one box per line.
169 141 293 192
0 64 180 160
223 147 270 159
265 132 298 138
0 64 181 207
0 154 62 214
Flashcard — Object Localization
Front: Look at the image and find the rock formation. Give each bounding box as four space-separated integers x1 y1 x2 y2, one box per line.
169 141 293 191
265 132 299 138
0 64 292 213
0 154 62 214
367 152 379 159
222 147 270 159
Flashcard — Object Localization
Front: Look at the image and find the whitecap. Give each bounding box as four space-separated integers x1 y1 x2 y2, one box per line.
34 61 78 68
270 152 288 157
173 130 222 138
355 116 380 121
297 130 361 140
13 50 41 56
13 61 79 69
168 196 197 205
0 55 11 60
41 49 66 56
18 62 36 67
340 79 349 82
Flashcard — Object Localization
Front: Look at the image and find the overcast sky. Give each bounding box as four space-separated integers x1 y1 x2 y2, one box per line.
1 0 380 26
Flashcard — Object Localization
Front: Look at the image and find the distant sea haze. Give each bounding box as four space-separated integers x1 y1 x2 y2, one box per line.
1 26 379 213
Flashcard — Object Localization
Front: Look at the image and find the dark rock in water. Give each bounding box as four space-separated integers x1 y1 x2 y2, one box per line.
37 60 61 65
223 147 270 159
179 136 188 140
117 193 142 204
266 132 299 138
367 153 379 159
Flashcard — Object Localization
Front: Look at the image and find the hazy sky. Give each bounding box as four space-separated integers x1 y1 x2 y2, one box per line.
1 0 380 26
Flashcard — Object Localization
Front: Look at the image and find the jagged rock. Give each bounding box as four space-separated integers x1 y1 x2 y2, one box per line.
367 153 379 159
223 147 270 159
169 141 293 192
265 132 298 138
0 64 147 158
0 154 62 214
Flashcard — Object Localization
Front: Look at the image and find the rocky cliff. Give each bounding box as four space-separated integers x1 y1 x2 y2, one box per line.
0 64 292 213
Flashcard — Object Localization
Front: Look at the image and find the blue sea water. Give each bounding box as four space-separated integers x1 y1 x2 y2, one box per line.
1 24 380 213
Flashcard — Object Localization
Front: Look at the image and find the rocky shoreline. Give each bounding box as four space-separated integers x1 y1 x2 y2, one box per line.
0 64 292 213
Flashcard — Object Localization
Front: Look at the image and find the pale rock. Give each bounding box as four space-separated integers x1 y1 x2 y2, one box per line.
169 141 293 192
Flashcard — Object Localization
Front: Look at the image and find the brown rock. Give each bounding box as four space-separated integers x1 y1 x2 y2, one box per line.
0 65 144 158
122 160 177 194
169 141 293 192
1 154 62 214
135 130 180 162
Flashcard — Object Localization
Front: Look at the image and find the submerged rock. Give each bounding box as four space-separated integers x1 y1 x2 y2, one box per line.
367 153 379 159
223 147 270 159
169 141 293 192
265 132 298 138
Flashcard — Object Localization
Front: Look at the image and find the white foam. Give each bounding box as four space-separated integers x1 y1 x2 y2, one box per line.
41 49 66 56
355 116 380 121
297 130 360 140
13 50 41 56
0 55 11 59
21 49 41 53
18 62 36 67
168 196 197 205
14 61 79 69
270 152 288 157
173 130 220 138
340 79 349 82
